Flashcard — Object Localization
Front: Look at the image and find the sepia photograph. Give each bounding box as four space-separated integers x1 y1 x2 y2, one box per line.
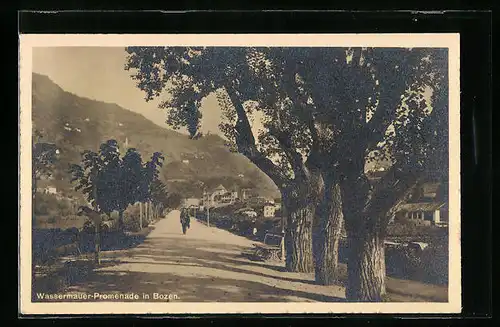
19 34 460 314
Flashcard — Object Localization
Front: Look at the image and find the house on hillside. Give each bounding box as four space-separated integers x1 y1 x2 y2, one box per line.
396 202 446 226
248 196 273 206
203 184 231 207
212 184 227 197
239 188 255 201
37 186 57 195
215 192 232 204
395 181 449 227
228 187 239 201
262 203 276 218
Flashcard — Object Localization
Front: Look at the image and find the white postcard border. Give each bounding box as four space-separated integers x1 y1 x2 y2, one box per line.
19 33 461 315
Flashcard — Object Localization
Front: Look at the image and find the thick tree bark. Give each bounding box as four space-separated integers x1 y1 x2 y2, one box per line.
225 84 319 274
313 182 344 285
340 166 422 302
282 190 316 273
339 168 388 302
345 221 386 302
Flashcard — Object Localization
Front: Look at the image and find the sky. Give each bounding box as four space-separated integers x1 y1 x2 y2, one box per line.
32 47 227 135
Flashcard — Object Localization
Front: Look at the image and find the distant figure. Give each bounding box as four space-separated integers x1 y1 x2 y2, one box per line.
180 208 191 235
252 227 257 236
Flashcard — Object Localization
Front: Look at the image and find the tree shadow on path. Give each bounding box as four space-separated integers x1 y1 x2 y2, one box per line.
58 236 345 302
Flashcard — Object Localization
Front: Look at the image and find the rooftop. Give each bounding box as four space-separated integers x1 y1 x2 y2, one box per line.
422 182 441 194
211 184 227 192
398 202 446 212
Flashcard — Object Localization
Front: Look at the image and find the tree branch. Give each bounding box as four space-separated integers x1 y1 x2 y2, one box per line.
267 125 309 180
364 50 422 151
225 85 288 188
351 48 362 67
363 165 423 230
280 60 321 170
363 82 404 152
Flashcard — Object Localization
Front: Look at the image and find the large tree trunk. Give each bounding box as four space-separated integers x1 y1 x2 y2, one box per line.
341 173 387 302
313 182 344 285
283 193 315 273
345 223 386 302
340 165 422 301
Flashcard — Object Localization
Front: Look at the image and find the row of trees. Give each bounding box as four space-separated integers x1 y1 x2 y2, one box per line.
69 140 167 230
125 46 448 301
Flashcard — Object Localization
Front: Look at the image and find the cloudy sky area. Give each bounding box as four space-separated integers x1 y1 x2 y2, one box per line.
32 47 230 136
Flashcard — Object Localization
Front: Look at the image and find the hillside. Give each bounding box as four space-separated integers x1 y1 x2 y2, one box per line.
31 73 279 199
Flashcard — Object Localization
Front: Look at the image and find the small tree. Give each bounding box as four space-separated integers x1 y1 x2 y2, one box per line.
121 148 146 228
150 179 169 219
140 152 165 225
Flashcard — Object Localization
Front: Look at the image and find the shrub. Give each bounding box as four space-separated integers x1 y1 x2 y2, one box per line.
124 218 141 232
420 244 449 284
385 243 448 285
34 193 78 217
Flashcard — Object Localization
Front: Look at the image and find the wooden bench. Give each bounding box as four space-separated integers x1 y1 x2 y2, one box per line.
252 233 284 262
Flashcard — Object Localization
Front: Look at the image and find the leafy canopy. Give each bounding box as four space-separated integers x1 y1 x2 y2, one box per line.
125 47 448 195
69 139 165 214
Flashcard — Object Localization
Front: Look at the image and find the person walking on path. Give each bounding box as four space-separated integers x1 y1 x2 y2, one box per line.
180 208 191 235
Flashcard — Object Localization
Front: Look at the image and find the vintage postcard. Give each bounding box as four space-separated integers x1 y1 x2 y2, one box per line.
19 34 461 315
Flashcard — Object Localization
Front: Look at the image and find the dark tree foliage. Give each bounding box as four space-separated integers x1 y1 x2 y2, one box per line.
282 47 448 301
69 140 165 229
124 46 449 300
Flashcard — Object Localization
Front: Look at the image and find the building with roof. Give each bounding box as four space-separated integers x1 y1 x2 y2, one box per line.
37 186 58 195
202 184 239 207
239 188 256 201
396 201 446 226
391 179 449 227
262 203 276 218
